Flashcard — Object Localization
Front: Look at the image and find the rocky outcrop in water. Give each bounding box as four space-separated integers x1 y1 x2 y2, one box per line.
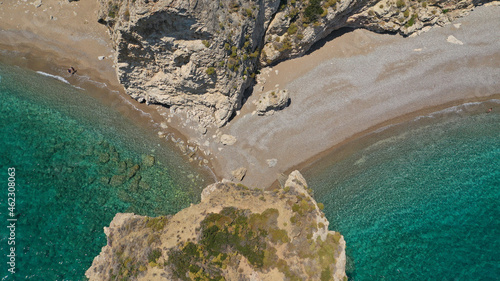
98 0 487 128
86 171 347 281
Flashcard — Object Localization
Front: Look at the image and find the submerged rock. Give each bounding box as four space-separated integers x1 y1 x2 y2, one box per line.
127 164 140 179
139 181 150 190
109 175 127 187
142 155 155 167
86 171 346 281
98 152 110 163
117 161 127 174
99 176 109 185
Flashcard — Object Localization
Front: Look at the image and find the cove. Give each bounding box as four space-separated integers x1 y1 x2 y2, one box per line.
0 62 213 280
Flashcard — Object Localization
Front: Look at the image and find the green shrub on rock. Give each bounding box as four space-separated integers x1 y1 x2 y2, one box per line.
288 23 298 35
206 67 216 75
304 0 324 22
167 207 288 279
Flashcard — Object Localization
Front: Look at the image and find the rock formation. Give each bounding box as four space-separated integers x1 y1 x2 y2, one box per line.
254 88 290 115
86 171 347 281
98 0 487 128
260 0 485 65
98 0 281 127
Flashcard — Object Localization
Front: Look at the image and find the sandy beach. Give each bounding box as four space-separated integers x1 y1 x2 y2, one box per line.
209 4 500 188
0 0 117 87
1 1 499 189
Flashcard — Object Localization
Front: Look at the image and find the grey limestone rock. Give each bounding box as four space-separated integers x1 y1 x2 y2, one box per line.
255 88 289 115
231 167 247 181
260 0 487 66
220 134 237 146
266 158 277 167
98 0 281 127
98 0 488 128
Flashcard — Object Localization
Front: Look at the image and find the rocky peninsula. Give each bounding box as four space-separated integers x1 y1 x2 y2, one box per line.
86 171 347 281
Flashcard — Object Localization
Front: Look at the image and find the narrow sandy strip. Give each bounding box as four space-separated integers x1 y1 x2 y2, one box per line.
210 5 500 188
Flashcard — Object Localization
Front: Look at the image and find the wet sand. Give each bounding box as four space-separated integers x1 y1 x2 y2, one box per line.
0 0 117 88
211 4 500 188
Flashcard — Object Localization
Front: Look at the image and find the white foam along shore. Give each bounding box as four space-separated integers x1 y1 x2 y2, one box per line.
36 71 70 84
36 71 86 90
208 5 500 188
411 99 500 122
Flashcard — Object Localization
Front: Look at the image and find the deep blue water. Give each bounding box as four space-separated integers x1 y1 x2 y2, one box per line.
304 103 500 280
0 63 212 280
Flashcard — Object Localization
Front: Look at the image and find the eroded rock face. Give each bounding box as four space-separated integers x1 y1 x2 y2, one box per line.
260 0 486 65
347 0 482 35
98 0 280 127
86 171 347 281
98 0 488 128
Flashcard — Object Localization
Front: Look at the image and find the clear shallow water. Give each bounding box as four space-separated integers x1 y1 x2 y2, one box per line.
0 63 212 280
304 103 500 280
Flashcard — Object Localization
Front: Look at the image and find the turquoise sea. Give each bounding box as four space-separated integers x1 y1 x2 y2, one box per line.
0 62 212 280
1 61 499 281
304 102 500 280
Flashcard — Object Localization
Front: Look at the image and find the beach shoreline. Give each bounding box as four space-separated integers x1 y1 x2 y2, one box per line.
285 96 500 189
0 0 218 182
1 1 499 189
210 4 500 188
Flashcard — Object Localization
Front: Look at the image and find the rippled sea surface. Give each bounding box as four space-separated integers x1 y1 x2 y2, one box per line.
304 102 500 280
0 63 212 280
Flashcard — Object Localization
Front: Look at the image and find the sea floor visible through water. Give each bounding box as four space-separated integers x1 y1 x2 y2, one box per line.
1 57 499 281
303 100 500 280
0 62 213 280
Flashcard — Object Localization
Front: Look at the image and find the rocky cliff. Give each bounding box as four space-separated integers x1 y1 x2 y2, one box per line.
86 171 347 281
260 0 485 65
98 0 487 128
98 0 281 128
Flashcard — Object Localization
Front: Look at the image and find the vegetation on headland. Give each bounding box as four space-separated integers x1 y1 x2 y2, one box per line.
167 207 287 280
89 175 346 281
